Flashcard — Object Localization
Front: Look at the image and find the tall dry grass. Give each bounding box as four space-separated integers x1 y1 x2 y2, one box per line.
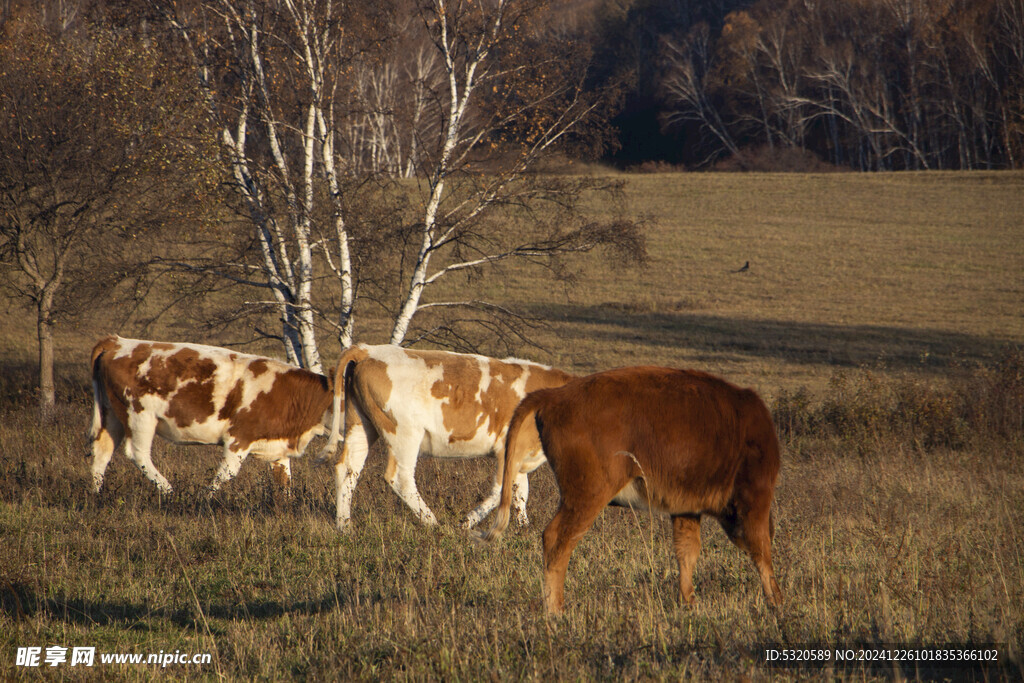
1 171 1022 679
1 353 1021 680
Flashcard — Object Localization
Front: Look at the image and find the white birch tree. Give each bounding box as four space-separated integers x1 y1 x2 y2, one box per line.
385 0 643 345
158 0 378 370
160 0 643 360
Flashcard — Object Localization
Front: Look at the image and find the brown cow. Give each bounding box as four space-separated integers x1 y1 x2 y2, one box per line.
316 344 573 531
89 336 333 494
481 366 783 614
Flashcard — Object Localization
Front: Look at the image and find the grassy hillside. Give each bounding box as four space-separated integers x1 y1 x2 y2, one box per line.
1 172 1022 680
513 172 1023 394
4 171 1020 397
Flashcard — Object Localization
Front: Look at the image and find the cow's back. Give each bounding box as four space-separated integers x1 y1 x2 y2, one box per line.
350 344 571 457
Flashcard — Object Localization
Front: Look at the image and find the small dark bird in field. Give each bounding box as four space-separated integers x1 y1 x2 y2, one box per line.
733 261 750 273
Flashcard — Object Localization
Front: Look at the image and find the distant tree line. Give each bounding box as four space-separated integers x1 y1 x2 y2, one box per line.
588 0 1024 170
2 0 1021 409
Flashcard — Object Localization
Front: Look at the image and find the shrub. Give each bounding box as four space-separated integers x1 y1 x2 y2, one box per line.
772 347 1023 450
712 145 843 173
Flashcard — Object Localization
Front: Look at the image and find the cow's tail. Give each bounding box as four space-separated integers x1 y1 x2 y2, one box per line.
315 345 368 465
88 336 118 444
478 395 543 543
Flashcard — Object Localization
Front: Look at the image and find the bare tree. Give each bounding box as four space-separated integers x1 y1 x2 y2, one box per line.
659 23 741 164
385 0 643 345
0 19 215 412
159 0 643 362
653 0 1023 171
341 19 443 178
157 0 388 369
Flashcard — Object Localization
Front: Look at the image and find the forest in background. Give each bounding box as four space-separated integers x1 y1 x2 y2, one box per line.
587 0 1024 170
3 0 1022 171
2 0 1023 411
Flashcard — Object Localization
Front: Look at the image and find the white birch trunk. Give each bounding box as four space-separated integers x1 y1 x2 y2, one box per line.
389 0 505 344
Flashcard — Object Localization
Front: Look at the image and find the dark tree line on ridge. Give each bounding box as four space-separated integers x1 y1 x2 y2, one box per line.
591 0 1024 170
2 0 1021 410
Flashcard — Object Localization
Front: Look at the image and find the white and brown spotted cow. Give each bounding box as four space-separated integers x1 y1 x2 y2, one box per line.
89 336 333 494
316 344 573 531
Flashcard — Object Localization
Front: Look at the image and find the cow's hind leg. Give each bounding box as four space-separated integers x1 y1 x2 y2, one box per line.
718 500 783 606
125 414 172 494
463 469 531 529
385 453 438 526
671 513 702 607
208 444 248 494
90 413 123 493
383 429 438 526
511 471 530 526
541 496 608 615
270 458 291 489
464 447 543 529
334 412 377 532
463 476 501 529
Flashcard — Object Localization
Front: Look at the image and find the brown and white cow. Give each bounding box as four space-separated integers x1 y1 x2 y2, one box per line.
480 366 783 614
316 344 573 531
89 336 333 494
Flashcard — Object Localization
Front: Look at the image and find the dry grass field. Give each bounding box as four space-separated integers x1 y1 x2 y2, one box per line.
1 172 1022 680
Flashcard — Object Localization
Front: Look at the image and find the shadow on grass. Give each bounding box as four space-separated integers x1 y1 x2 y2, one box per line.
535 303 1017 371
0 360 90 408
0 580 359 631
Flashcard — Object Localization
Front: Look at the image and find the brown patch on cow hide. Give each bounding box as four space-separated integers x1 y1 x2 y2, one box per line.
228 368 333 452
479 364 574 438
167 379 217 427
350 358 398 435
248 359 269 377
219 380 244 420
125 344 157 398
93 339 135 434
102 343 158 413
431 358 486 442
144 348 218 397
477 361 524 438
524 365 575 394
